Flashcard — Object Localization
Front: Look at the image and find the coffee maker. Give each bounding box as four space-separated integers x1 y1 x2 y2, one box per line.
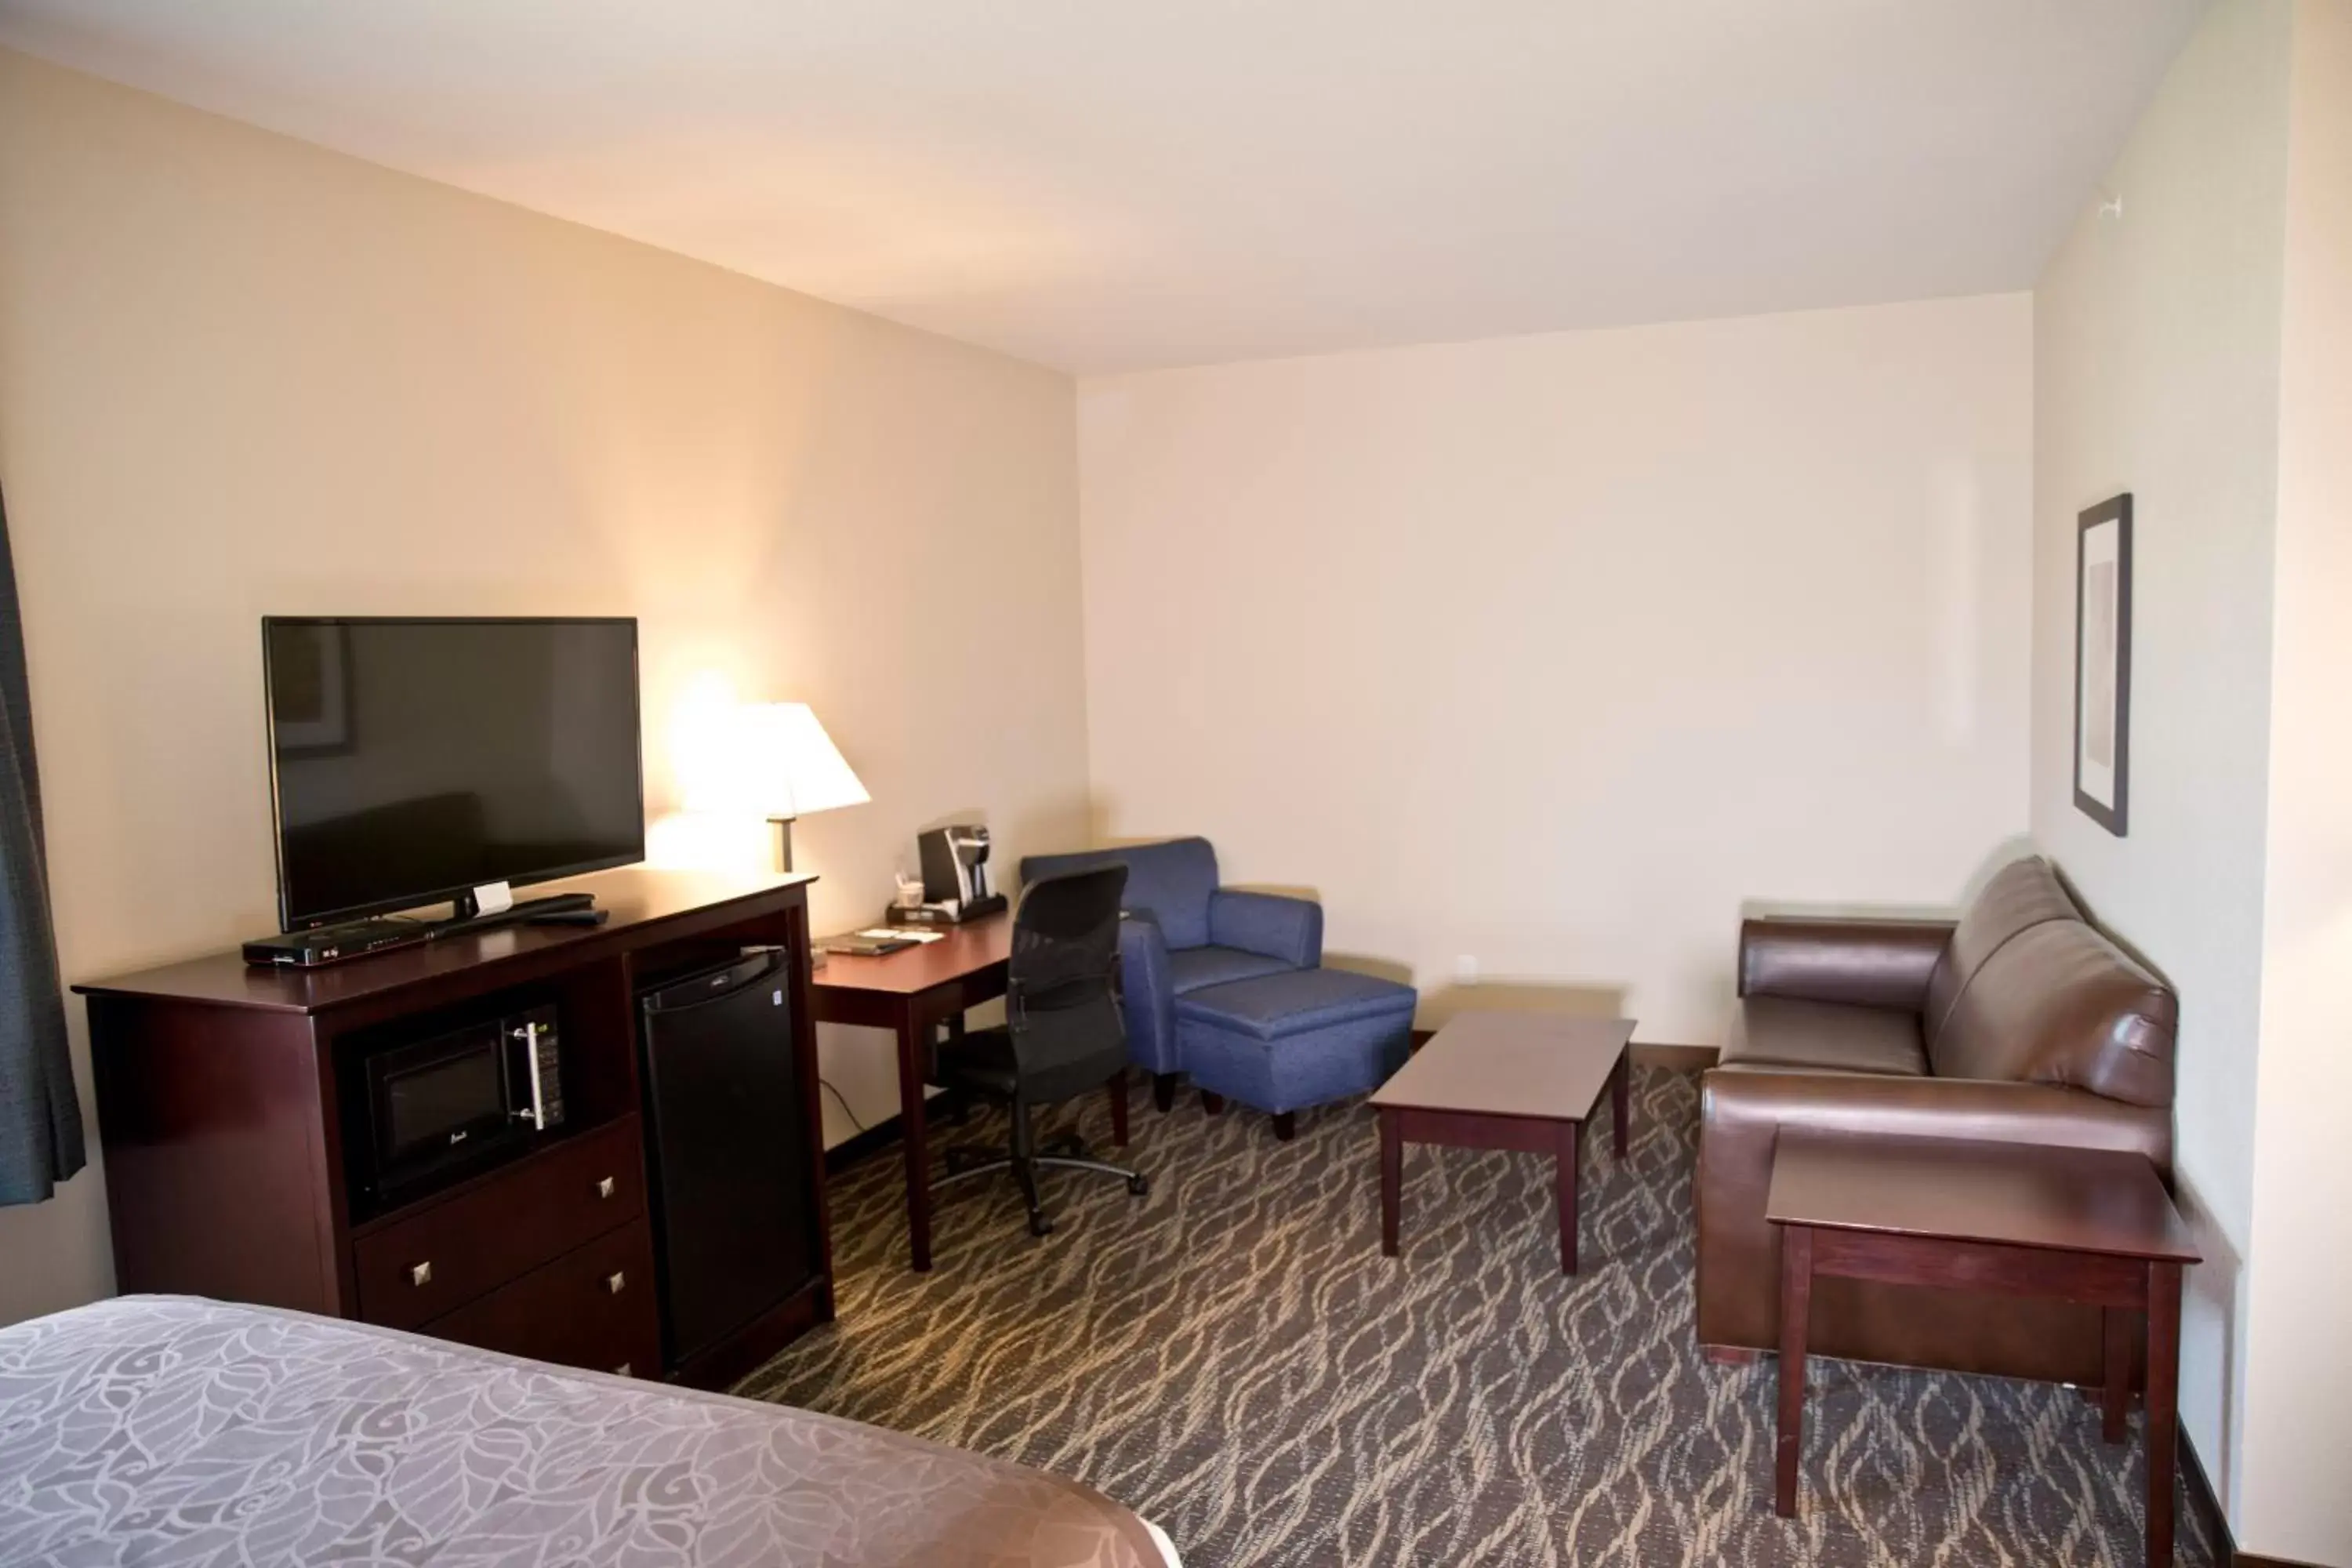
891 824 1008 925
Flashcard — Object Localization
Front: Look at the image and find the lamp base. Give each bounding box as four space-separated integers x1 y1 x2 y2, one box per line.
768 816 797 875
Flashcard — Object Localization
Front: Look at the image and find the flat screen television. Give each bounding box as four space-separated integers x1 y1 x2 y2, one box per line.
263 616 644 930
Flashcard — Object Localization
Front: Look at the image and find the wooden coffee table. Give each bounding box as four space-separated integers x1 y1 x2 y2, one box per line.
1370 1012 1635 1274
1767 1132 2199 1568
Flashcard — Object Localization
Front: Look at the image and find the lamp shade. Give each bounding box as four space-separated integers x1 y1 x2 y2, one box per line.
688 702 869 819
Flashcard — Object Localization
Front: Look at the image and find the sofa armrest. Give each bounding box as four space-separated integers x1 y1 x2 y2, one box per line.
1695 1067 2172 1356
1737 916 1954 1012
1116 913 1179 1074
1701 1066 2173 1162
1208 890 1323 969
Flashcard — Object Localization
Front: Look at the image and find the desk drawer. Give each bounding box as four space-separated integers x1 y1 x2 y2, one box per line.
354 1117 644 1330
424 1218 661 1378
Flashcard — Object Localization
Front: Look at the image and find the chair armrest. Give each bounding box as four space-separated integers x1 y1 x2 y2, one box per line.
1737 916 1954 1012
1208 889 1323 969
1116 913 1179 1074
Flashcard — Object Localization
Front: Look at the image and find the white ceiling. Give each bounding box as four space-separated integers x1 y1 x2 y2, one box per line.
0 1 2204 375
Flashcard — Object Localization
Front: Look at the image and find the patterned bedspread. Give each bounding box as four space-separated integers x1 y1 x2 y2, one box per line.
0 1296 1174 1567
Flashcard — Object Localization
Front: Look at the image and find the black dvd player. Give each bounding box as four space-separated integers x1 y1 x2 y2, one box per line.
243 918 430 967
243 893 601 967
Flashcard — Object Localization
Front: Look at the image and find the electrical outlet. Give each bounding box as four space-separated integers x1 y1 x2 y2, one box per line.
1455 954 1479 983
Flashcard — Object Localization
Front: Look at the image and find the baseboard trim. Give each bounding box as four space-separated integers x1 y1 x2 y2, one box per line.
823 1113 908 1174
2178 1428 2325 1568
2180 1426 2233 1566
824 1091 971 1175
1410 1027 1718 1073
831 1042 1722 1167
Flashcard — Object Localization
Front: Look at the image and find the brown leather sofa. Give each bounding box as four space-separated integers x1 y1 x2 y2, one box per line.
1697 856 2178 1385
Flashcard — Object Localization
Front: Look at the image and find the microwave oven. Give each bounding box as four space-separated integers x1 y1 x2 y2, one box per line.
349 1004 564 1210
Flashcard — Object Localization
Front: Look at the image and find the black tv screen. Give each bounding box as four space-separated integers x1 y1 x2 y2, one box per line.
263 617 644 928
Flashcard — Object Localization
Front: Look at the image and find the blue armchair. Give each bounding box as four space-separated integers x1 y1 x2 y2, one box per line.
1018 837 1322 1109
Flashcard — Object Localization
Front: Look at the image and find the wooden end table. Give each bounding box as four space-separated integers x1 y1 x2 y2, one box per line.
1369 1012 1635 1274
1766 1132 2199 1568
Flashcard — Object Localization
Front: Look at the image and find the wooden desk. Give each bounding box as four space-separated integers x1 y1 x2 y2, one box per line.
809 916 1010 1272
1766 1133 2198 1568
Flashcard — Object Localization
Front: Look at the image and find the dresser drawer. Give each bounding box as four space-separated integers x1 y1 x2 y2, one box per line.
424 1218 662 1378
354 1117 644 1329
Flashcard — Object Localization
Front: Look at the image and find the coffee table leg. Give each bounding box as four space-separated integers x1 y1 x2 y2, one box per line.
2102 1306 2131 1443
1776 1225 1813 1518
1378 1108 1402 1258
2146 1261 2182 1568
1556 1119 1580 1275
1610 1049 1630 1160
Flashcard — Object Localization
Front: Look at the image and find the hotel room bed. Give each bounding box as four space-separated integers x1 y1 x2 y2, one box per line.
0 1295 1177 1567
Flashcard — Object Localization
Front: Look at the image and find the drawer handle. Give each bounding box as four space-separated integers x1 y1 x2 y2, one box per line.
409 1261 434 1288
604 1270 626 1295
613 1363 633 1377
595 1176 616 1200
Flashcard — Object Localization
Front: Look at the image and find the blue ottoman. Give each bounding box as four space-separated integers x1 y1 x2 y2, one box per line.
1176 967 1418 1138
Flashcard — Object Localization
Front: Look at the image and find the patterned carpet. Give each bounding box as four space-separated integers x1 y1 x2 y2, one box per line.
739 1068 2213 1568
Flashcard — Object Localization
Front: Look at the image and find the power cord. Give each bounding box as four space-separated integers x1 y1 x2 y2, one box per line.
818 1076 869 1134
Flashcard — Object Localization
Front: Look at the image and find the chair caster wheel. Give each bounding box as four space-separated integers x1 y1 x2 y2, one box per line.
1029 1213 1054 1237
1127 1174 1150 1197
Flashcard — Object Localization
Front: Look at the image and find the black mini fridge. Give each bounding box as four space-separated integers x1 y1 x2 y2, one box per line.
637 948 817 1374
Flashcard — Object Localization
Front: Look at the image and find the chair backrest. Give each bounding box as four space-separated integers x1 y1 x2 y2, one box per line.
1019 837 1219 949
1006 865 1131 1104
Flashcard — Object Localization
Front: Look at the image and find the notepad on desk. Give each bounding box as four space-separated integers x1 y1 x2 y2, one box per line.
818 927 947 958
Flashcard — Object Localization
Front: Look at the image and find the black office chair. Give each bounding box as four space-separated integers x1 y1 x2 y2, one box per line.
930 865 1149 1238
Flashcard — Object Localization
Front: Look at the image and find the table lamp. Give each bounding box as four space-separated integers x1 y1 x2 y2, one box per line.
728 702 870 873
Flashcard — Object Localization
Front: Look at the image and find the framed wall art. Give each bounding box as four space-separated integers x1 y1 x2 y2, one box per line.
2073 493 2132 836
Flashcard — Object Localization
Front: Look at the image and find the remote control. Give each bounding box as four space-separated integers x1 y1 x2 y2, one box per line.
530 909 610 927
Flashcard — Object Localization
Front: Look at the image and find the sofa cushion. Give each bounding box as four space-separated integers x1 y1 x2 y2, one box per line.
1022 837 1219 950
1720 996 1927 1077
1167 944 1293 995
1922 857 2081 1052
1929 920 2176 1105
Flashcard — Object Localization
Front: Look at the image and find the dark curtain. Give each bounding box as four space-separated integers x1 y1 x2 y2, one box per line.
0 482 82 1206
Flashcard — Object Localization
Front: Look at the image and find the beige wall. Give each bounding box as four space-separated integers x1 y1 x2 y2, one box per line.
0 49 1089 1325
1078 295 2032 1044
2027 0 2292 1527
2242 2 2352 1560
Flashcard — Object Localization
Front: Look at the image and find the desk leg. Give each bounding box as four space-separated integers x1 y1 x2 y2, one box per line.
1108 1069 1130 1148
1556 1119 1581 1275
2102 1306 2132 1443
1776 1225 1813 1518
1610 1050 1630 1160
2146 1261 2181 1568
895 1013 933 1272
1378 1109 1401 1257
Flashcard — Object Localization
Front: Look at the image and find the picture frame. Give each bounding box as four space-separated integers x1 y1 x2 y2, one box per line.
2073 493 2132 836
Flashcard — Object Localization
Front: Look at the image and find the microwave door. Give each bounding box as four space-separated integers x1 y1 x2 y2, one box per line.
375 1033 513 1190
